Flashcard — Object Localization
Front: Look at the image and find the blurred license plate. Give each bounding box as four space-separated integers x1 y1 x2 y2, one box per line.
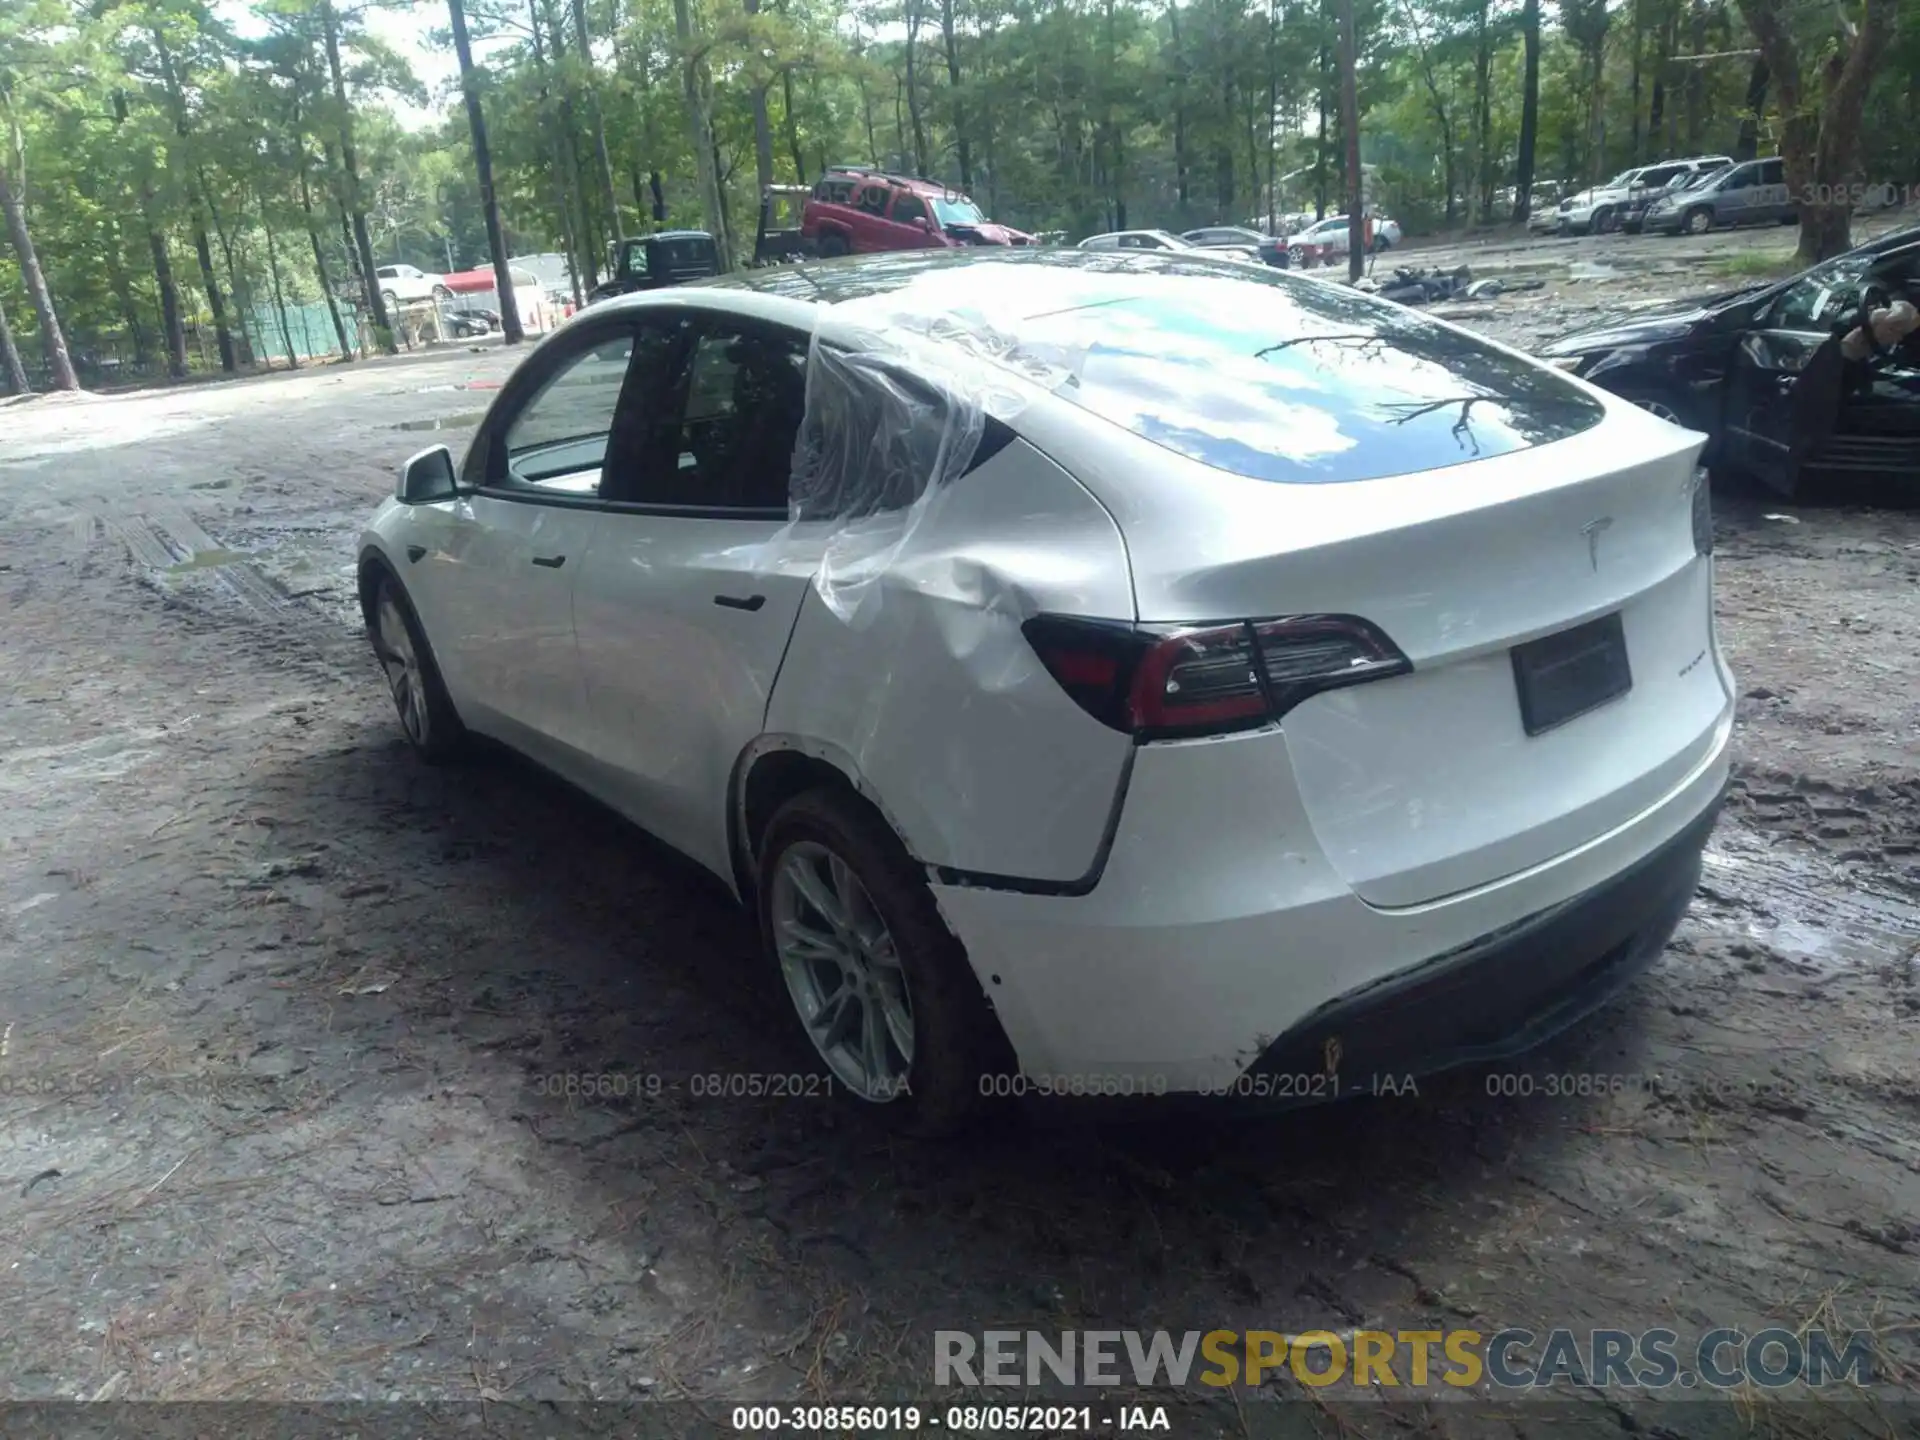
1511 614 1632 735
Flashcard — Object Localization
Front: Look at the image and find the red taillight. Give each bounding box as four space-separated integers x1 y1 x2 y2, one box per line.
1024 613 1410 740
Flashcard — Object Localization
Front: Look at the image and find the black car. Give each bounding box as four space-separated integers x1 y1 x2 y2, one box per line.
588 230 722 303
1538 224 1920 498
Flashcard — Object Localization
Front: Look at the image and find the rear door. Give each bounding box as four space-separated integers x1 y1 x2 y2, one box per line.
572 314 818 878
850 183 892 251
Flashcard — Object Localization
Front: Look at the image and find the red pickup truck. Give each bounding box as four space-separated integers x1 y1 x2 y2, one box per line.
802 168 1035 256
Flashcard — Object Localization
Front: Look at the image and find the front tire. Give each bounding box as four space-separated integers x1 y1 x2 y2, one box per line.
757 788 999 1137
1684 207 1713 235
1592 207 1618 234
368 569 466 762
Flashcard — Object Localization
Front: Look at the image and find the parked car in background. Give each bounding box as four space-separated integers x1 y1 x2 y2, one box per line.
1640 157 1796 236
802 167 1034 256
1539 222 1920 497
373 263 451 310
1282 213 1400 265
1079 228 1192 252
360 246 1732 1135
1619 157 1733 231
588 231 722 302
1181 225 1265 258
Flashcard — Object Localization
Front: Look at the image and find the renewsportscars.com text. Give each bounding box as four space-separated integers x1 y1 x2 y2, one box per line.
934 1327 1879 1392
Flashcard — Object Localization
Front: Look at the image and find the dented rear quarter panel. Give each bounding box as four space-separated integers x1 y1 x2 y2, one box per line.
762 437 1138 884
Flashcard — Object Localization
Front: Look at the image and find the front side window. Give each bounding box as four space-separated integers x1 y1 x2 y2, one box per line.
1760 159 1786 185
637 325 808 511
1767 254 1878 333
501 331 647 495
891 193 928 226
1723 166 1757 191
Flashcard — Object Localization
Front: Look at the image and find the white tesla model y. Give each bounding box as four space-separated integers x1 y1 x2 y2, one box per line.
359 249 1733 1134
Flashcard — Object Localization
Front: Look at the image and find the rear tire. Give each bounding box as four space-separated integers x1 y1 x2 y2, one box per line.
431 284 452 301
817 231 850 258
756 788 1001 1137
367 569 466 763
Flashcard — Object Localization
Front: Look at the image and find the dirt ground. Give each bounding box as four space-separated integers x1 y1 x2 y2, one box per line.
2 236 1918 1437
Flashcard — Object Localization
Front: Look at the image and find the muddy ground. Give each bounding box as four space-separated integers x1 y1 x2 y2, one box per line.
1 229 1917 1438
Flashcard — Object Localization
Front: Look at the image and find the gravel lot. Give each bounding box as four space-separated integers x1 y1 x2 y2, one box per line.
2 240 1917 1435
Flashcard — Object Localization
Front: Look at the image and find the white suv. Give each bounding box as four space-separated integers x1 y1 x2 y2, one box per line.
373 263 452 310
1557 157 1733 235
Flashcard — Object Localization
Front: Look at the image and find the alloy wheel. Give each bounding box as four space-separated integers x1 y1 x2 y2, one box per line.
375 593 429 745
1633 397 1682 425
770 840 914 1101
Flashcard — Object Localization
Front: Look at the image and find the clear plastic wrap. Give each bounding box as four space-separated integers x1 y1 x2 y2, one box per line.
771 298 1088 625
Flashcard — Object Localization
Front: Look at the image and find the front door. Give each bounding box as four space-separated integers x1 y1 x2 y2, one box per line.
887 190 936 250
572 315 819 879
433 319 673 767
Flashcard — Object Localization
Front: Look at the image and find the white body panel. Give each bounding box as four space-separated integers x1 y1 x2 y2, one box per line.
571 514 818 878
763 441 1136 882
360 258 1735 1094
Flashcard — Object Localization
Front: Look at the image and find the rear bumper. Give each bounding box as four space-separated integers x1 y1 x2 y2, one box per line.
932 706 1733 1094
1245 787 1719 1091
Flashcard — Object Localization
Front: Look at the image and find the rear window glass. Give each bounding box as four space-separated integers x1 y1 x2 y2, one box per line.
1013 267 1605 483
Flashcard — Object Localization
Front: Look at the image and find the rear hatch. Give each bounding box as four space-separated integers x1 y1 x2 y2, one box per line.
1008 267 1729 907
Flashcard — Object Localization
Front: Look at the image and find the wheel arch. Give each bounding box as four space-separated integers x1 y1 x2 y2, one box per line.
728 735 921 904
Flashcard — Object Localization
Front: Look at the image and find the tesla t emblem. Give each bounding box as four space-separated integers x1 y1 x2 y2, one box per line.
1581 516 1615 572
1322 1035 1343 1078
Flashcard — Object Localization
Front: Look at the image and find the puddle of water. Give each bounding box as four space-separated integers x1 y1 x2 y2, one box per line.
1700 841 1920 972
188 477 237 491
165 548 243 573
456 380 502 391
393 412 486 432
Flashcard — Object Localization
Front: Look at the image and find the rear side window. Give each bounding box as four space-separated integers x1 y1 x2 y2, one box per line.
1023 269 1605 483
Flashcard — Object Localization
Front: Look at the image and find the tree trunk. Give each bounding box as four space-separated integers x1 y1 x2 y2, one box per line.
940 0 974 190
541 0 599 284
1628 0 1643 161
143 204 189 378
742 0 778 191
903 0 929 176
1266 0 1279 233
1474 0 1494 221
0 161 77 390
0 294 29 395
204 183 258 366
449 0 527 342
1513 0 1540 221
673 0 732 265
782 71 806 179
1170 0 1190 210
295 148 353 361
533 4 588 306
263 216 299 370
105 215 151 368
1683 1 1704 151
150 26 238 371
1314 30 1330 218
1736 0 1893 263
321 0 395 353
1337 0 1363 281
570 0 624 242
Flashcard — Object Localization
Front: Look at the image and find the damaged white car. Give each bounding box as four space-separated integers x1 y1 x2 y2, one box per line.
358 248 1734 1134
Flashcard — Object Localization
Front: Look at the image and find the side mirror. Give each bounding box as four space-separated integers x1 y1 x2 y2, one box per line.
398 444 459 503
916 215 935 232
